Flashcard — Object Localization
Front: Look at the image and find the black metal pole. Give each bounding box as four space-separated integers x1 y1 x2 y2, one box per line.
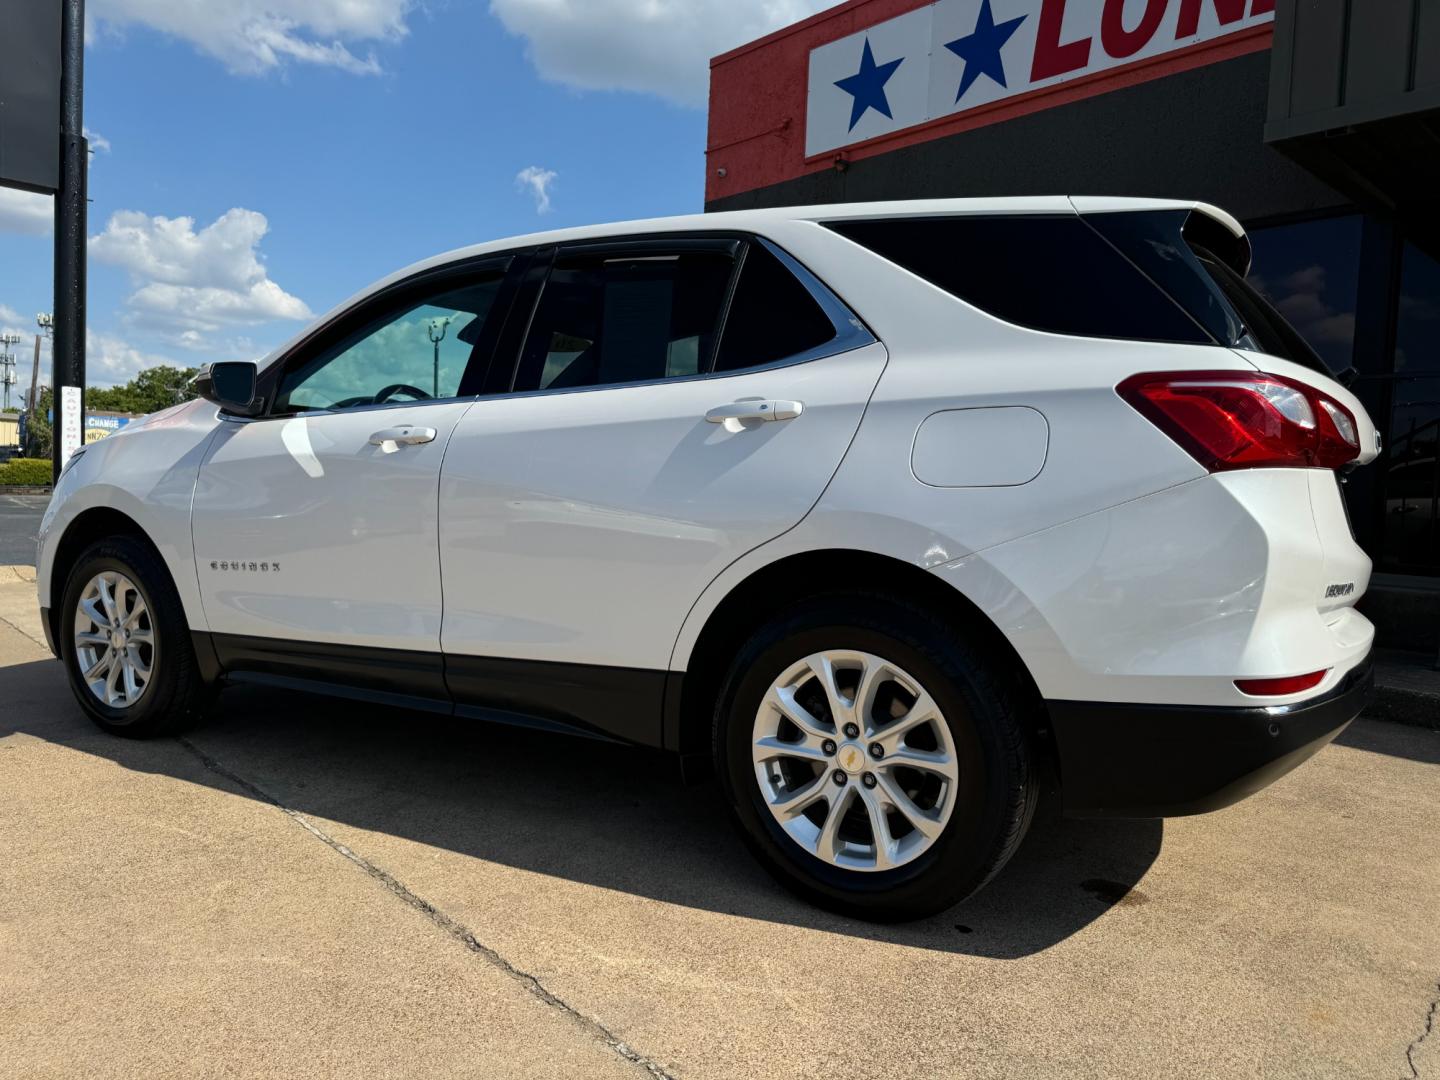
52 0 86 481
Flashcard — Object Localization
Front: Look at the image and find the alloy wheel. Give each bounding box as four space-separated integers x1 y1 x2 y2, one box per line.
752 649 959 872
73 570 155 709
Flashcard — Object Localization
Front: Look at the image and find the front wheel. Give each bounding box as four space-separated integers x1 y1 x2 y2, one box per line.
713 594 1038 921
59 536 213 738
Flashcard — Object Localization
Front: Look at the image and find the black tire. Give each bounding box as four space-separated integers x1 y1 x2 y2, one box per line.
713 592 1039 922
58 535 213 738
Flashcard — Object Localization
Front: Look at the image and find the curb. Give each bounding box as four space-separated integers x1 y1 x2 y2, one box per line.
0 486 52 495
1372 681 1440 731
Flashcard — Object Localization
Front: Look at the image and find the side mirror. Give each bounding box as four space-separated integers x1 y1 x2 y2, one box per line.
193 361 261 417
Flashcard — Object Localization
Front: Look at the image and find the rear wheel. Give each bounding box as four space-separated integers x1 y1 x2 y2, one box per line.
59 536 212 738
713 594 1038 921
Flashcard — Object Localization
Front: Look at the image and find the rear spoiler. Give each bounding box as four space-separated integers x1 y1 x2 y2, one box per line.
1183 204 1252 278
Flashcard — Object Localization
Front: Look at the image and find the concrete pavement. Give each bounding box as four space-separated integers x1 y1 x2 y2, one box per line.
2 566 1438 1079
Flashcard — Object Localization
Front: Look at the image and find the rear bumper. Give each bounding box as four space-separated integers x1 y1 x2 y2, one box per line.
1050 660 1373 818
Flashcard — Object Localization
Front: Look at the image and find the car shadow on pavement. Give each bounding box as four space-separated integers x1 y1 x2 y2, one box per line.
0 659 1163 959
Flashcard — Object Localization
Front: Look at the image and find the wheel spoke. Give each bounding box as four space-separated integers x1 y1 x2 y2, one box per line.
873 689 941 745
770 775 829 819
753 735 828 765
879 747 957 782
804 653 850 728
854 656 893 734
814 786 849 861
82 649 113 681
128 628 154 648
125 645 152 678
768 684 833 740
74 630 109 647
104 655 124 706
858 787 895 869
874 772 946 840
121 656 140 702
80 597 108 631
97 576 119 625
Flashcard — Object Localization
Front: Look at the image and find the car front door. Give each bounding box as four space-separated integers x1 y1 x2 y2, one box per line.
191 256 519 692
437 237 886 741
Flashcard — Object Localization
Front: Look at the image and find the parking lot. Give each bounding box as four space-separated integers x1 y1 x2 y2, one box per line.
1 564 1437 1079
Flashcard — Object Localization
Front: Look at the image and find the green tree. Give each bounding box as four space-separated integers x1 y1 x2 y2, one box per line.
88 364 198 414
25 388 52 459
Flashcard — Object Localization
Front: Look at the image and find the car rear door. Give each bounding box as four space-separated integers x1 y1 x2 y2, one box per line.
437 236 886 741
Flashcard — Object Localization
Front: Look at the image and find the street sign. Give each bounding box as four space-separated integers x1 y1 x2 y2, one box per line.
0 0 63 193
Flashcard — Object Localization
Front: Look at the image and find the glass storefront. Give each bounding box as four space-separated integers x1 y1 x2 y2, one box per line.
1248 216 1440 577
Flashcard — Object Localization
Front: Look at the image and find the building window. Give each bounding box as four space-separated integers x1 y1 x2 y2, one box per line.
1382 242 1440 575
1246 215 1363 377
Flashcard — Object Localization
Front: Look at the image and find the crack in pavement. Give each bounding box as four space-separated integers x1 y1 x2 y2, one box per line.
177 737 678 1080
1407 981 1440 1080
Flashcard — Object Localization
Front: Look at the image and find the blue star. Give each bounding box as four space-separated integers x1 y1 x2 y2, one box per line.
834 38 904 132
944 0 1028 103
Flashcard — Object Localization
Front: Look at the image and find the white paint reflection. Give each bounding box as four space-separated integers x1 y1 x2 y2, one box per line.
280 417 324 479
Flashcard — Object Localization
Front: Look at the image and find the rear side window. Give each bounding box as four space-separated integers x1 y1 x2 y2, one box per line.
828 215 1211 344
713 242 838 372
514 250 735 392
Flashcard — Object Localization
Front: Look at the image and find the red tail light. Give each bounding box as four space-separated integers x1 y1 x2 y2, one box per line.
1235 670 1328 697
1118 371 1361 472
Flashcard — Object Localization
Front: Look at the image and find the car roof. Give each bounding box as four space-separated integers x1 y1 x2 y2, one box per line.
256 196 1244 371
411 195 1242 271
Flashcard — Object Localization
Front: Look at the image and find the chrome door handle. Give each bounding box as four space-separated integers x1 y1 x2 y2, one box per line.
705 399 804 424
369 425 437 449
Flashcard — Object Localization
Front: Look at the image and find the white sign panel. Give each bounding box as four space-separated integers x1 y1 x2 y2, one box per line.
806 0 1275 157
60 384 82 469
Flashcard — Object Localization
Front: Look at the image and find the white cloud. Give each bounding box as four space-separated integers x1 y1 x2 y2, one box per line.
89 0 411 75
90 207 313 342
0 188 52 235
490 0 832 106
86 329 176 385
515 166 558 214
0 132 104 235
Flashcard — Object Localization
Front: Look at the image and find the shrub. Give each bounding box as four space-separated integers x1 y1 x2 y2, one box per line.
0 458 53 486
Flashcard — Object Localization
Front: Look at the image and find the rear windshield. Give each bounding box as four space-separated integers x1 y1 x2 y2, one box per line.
826 211 1336 377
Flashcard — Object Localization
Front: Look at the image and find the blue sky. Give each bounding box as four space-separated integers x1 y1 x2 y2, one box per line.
0 0 829 388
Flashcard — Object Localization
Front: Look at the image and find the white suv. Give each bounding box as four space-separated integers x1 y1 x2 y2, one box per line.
37 197 1378 920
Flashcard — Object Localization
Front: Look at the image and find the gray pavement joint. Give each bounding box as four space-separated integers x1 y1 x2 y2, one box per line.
175 736 679 1080
0 612 46 651
1406 981 1440 1079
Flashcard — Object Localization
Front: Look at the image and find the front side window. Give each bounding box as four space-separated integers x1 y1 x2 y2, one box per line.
514 250 735 393
274 272 506 413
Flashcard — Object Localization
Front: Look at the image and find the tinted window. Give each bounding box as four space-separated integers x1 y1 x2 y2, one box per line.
514 250 734 392
275 274 505 412
827 215 1210 344
713 242 838 371
1085 210 1251 349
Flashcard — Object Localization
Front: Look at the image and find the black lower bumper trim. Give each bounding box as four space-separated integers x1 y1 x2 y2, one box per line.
38 605 56 657
1049 661 1374 819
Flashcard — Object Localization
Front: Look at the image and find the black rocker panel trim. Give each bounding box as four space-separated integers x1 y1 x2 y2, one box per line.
445 654 665 747
204 633 665 747
1049 660 1373 819
211 633 449 701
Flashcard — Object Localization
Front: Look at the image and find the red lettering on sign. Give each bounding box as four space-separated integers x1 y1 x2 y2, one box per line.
1032 0 1092 81
1251 0 1275 13
1101 0 1168 58
1176 0 1248 39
